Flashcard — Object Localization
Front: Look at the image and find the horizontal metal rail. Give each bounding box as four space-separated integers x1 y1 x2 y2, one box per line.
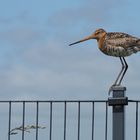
0 100 108 103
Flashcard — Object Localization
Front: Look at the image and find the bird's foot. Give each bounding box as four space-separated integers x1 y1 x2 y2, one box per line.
108 84 118 95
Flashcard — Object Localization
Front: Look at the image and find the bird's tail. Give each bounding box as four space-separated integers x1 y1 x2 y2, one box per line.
136 40 140 51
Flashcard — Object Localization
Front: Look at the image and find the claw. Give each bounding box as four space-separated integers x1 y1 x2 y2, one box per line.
108 85 116 95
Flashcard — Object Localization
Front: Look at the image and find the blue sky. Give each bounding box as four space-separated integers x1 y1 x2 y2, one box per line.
0 1 140 140
0 0 140 100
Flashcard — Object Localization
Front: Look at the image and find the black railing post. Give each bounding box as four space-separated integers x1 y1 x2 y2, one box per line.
108 86 128 140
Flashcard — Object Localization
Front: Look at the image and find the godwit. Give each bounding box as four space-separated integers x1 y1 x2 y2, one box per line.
69 28 140 93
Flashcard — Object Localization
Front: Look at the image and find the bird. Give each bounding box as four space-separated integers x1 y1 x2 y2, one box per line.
69 28 140 94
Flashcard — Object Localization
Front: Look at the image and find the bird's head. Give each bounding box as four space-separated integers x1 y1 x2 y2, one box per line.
69 28 106 46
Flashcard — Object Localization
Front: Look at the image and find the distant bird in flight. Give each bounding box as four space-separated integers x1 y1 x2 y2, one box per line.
69 28 140 93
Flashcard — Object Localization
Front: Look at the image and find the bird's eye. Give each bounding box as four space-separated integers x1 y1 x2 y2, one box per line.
95 31 99 35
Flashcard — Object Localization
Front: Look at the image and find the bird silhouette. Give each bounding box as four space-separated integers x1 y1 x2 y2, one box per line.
69 28 140 94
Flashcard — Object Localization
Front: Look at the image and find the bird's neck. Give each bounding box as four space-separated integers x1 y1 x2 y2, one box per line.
97 33 107 52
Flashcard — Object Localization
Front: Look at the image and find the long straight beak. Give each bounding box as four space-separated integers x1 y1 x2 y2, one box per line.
69 35 93 46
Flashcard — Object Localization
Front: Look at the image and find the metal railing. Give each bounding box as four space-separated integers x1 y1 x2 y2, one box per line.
0 100 139 140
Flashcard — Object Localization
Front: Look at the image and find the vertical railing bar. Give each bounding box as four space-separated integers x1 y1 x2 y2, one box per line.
8 101 11 140
50 102 52 140
22 101 25 140
64 101 67 140
135 102 138 140
78 101 80 140
105 102 108 140
92 102 95 140
36 101 39 140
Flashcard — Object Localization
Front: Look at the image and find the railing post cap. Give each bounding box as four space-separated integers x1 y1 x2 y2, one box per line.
111 86 126 91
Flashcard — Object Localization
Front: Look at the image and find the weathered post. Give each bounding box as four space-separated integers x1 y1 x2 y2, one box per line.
108 86 128 140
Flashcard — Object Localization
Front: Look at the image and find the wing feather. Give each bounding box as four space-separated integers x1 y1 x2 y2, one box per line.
105 32 140 48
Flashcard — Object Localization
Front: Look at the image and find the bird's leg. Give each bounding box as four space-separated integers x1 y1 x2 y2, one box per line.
114 57 125 85
108 57 125 94
118 57 128 85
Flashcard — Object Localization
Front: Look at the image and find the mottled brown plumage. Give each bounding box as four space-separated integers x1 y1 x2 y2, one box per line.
69 28 140 93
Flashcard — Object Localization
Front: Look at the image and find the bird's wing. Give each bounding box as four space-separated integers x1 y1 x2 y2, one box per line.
105 32 140 48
